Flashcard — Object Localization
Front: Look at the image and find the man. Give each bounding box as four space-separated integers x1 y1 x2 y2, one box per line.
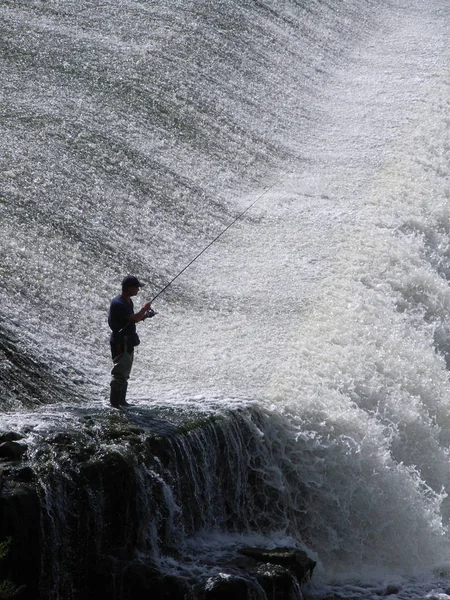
108 275 155 408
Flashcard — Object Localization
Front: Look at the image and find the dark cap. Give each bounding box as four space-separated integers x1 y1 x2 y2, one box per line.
121 275 145 289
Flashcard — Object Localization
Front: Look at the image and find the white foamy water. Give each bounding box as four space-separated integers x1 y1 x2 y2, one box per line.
1 0 449 597
127 0 449 596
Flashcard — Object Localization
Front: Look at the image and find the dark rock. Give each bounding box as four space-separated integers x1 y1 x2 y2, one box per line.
202 573 249 600
255 563 302 600
0 407 319 600
46 432 73 445
122 561 189 600
239 547 316 584
0 431 23 443
0 481 40 599
0 441 27 460
384 584 401 595
0 465 35 483
14 466 35 483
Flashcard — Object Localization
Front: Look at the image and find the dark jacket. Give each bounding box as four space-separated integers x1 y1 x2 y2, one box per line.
108 295 140 347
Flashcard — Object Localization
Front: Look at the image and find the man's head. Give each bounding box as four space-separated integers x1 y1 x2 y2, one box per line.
121 275 145 296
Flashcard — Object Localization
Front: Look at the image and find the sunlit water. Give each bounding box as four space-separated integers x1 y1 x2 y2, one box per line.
1 0 449 597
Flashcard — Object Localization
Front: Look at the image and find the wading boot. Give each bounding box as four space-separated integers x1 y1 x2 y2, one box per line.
110 384 123 408
119 383 131 407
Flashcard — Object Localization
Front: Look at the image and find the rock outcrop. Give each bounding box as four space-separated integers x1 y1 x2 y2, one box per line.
0 406 316 600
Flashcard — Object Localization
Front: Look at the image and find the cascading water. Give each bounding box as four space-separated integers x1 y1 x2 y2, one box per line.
0 0 449 598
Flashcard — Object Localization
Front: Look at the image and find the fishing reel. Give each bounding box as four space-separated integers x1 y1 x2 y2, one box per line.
144 308 156 319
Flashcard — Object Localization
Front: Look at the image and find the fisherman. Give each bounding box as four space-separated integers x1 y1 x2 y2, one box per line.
108 275 156 408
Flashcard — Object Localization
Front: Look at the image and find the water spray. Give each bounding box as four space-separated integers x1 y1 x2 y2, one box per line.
149 173 287 304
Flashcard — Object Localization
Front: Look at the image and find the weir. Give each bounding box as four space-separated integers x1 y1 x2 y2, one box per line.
1 0 449 598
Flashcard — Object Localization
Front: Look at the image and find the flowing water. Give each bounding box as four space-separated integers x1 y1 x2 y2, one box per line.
1 0 449 598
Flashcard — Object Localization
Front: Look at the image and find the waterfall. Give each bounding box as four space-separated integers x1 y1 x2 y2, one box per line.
0 0 449 598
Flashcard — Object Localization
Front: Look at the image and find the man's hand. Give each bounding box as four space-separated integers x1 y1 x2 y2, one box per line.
129 302 154 323
141 302 157 320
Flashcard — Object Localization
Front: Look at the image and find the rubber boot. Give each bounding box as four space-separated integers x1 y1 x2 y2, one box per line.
110 383 123 408
120 382 130 407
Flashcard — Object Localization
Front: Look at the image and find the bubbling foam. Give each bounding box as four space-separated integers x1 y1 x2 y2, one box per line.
269 80 449 574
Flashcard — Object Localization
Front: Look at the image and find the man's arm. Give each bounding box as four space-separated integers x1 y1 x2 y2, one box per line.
127 302 152 323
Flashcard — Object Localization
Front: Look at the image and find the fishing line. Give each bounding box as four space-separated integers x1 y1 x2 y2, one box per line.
150 173 287 303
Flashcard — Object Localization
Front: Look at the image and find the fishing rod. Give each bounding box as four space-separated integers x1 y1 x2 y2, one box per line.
149 174 286 304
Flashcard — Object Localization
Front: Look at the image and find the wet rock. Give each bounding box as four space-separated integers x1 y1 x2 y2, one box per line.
0 481 40 599
202 573 250 600
239 547 316 584
197 548 313 600
14 466 35 483
0 431 23 443
122 561 189 600
46 432 74 445
0 465 34 483
90 557 190 600
0 408 319 600
0 441 27 460
384 584 401 595
255 563 302 599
